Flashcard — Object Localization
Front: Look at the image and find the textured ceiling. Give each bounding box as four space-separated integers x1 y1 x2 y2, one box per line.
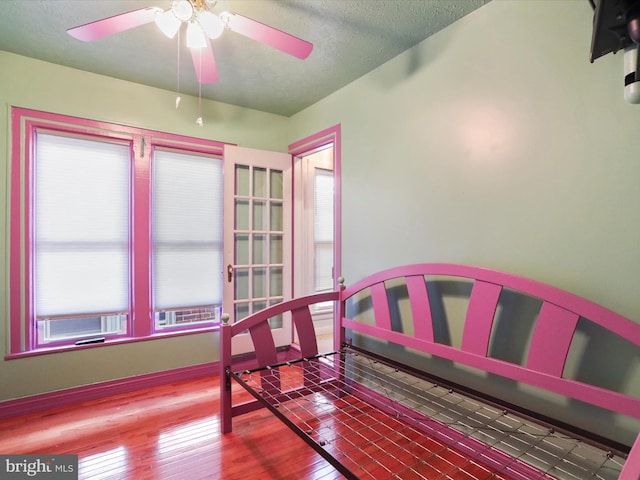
0 0 490 116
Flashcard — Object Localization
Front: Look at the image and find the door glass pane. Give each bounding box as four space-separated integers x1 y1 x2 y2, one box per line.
253 267 266 298
252 234 267 264
236 165 250 196
235 303 249 322
253 301 267 314
270 170 283 199
268 300 283 329
235 199 249 230
270 267 283 296
253 167 267 197
253 201 266 230
269 317 283 329
235 234 249 265
270 202 283 231
235 268 249 300
270 234 283 263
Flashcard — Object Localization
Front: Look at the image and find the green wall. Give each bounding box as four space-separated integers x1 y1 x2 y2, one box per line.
1 0 639 445
0 51 289 401
289 0 640 323
286 0 640 444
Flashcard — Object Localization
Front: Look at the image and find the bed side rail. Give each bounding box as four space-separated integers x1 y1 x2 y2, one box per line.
339 263 640 420
220 291 340 433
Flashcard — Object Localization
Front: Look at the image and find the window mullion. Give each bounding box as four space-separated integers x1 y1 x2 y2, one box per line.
132 134 153 337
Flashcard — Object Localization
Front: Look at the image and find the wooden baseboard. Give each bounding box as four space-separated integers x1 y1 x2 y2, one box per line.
0 362 218 419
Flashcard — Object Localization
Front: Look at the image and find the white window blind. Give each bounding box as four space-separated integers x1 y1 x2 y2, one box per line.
314 169 334 292
35 132 130 317
152 149 223 310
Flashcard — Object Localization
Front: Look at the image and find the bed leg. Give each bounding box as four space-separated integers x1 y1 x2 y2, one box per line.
620 431 640 480
220 314 233 434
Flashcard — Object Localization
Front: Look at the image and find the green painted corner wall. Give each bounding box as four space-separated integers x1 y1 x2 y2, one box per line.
285 0 640 445
288 0 640 323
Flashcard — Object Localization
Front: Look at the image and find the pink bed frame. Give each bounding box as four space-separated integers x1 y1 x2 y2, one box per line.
220 263 640 479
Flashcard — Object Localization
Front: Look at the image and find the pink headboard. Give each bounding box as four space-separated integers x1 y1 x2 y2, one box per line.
221 263 640 474
338 263 640 420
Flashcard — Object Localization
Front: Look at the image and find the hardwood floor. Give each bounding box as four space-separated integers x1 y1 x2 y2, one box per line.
0 375 345 480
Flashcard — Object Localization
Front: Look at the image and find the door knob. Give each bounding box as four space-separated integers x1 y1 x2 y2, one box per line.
227 264 234 283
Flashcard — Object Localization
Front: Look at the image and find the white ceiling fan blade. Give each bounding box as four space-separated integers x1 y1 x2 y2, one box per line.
67 7 162 42
224 12 313 60
190 39 219 83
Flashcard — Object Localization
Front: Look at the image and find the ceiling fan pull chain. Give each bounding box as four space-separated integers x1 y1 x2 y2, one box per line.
176 28 182 109
196 49 203 126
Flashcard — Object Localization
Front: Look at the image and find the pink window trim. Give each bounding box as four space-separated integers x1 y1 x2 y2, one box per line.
9 106 232 355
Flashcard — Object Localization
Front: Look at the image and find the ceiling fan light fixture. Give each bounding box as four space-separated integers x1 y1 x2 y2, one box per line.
155 9 181 38
186 20 207 48
171 0 194 22
197 11 224 39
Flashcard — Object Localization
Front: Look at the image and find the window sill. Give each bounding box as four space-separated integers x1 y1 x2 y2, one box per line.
4 325 219 360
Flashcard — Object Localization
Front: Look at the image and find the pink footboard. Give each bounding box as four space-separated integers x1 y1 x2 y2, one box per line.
220 263 640 478
219 291 340 434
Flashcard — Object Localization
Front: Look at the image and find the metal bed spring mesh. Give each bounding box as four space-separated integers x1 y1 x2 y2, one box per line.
231 348 627 480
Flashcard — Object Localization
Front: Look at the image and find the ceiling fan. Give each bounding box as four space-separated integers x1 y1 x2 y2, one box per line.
67 0 314 84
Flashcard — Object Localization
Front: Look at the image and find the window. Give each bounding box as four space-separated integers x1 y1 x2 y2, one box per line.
34 133 130 345
152 149 223 330
313 168 334 295
9 107 229 354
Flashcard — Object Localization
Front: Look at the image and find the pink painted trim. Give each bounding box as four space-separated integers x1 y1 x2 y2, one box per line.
5 325 217 360
288 124 340 156
9 106 234 354
288 124 342 297
132 134 151 337
9 108 24 353
0 362 216 420
13 107 231 153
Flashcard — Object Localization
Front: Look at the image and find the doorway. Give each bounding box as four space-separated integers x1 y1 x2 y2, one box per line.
291 125 341 351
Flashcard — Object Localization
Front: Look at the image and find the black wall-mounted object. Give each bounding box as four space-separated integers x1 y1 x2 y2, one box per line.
589 0 640 62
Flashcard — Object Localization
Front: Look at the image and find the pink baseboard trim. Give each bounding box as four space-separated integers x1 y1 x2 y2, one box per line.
0 362 218 420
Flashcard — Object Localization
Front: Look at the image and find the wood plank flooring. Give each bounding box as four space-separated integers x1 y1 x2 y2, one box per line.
0 375 345 480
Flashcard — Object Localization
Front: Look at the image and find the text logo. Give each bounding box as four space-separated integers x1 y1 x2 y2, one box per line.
1 455 78 479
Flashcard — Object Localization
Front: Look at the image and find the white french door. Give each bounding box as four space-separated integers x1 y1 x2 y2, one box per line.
223 145 292 355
